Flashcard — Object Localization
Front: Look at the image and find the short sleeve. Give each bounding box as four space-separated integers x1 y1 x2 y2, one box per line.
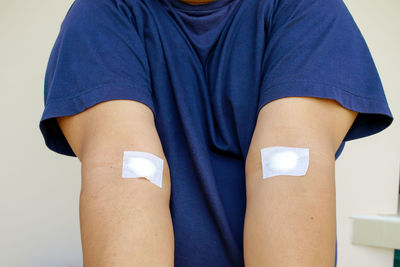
258 0 394 142
39 0 155 157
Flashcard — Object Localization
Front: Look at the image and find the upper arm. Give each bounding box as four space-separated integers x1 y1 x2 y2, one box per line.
243 96 357 265
56 99 170 197
245 96 358 192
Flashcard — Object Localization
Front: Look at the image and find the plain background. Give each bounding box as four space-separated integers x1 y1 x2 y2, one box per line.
0 0 399 266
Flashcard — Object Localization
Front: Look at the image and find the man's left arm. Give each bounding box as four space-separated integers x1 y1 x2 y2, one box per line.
243 96 358 266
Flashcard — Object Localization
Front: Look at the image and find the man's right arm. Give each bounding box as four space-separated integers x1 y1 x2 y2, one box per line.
57 99 174 266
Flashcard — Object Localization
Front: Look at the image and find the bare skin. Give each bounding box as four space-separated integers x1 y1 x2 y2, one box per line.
57 100 174 267
244 97 358 266
56 94 357 266
179 0 217 5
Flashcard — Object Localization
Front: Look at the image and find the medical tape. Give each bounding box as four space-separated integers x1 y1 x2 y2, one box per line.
122 151 164 188
260 146 309 179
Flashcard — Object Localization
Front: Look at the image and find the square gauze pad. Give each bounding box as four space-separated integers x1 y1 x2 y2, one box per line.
260 146 309 179
122 151 164 188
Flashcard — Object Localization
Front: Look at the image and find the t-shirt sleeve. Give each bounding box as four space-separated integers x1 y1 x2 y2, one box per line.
258 0 394 143
39 0 155 157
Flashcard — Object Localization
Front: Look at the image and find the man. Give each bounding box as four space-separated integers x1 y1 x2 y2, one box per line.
39 0 394 265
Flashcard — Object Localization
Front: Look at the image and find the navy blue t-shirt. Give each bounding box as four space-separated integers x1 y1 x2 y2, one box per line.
39 0 394 266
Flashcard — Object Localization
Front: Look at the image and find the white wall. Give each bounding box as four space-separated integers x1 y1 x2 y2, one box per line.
1 1 82 266
0 0 399 266
335 1 400 266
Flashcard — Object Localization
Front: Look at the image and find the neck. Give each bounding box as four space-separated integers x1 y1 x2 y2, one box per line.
178 0 217 5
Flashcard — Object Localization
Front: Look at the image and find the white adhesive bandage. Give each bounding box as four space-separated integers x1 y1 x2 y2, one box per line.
260 146 309 179
122 151 164 188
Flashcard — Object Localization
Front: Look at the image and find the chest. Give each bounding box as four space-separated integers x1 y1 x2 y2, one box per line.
140 0 271 157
